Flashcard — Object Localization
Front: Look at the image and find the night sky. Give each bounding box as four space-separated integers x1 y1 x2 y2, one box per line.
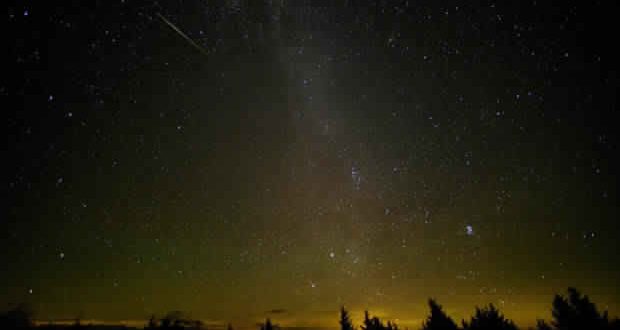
3 1 619 328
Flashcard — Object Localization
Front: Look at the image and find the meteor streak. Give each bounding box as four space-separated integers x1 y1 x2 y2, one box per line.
157 13 209 57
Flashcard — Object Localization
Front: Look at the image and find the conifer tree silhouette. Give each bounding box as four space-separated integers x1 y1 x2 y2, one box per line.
386 320 398 330
421 299 459 330
361 311 373 330
550 287 609 330
261 318 275 330
340 307 356 330
536 319 552 330
372 317 384 330
360 311 393 330
461 304 517 330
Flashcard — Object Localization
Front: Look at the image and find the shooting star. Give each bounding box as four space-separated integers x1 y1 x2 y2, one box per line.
157 13 209 57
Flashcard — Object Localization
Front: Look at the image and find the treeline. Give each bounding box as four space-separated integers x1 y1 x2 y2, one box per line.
1 288 618 330
337 288 620 330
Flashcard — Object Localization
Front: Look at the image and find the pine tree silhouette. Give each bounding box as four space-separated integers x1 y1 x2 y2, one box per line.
261 318 275 330
386 320 399 330
536 319 552 330
340 307 356 330
550 287 609 330
361 311 371 330
421 299 459 330
360 311 395 330
462 304 518 330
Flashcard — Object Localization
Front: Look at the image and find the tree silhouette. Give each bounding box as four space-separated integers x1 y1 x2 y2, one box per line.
152 310 201 330
421 299 459 330
462 304 517 330
0 304 33 329
536 319 552 330
146 315 158 330
361 311 385 330
340 307 356 330
549 287 609 330
386 320 399 330
261 318 275 330
361 311 372 330
360 311 396 330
